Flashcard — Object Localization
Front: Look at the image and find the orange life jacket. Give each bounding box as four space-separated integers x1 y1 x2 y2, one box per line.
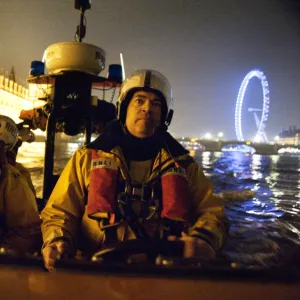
87 150 191 225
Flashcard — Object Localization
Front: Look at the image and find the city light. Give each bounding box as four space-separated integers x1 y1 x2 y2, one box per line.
254 135 263 143
217 132 224 139
204 132 212 140
235 69 270 143
0 75 45 123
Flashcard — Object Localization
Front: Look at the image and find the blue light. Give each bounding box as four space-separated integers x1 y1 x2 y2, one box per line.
107 64 122 83
29 61 44 77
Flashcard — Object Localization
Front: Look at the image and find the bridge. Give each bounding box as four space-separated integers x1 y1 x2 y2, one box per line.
178 138 300 155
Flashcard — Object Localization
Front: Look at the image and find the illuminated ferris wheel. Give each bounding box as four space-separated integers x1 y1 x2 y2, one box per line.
235 69 270 142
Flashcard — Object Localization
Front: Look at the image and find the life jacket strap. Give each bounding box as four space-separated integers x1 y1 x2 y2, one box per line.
117 192 149 239
101 218 119 244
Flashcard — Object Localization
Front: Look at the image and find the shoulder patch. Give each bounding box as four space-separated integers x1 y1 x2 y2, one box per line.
91 157 118 170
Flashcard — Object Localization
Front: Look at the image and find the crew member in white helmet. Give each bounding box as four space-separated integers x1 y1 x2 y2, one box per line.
41 69 229 271
0 115 41 253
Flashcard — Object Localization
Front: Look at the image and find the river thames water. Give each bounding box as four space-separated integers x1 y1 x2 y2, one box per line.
17 142 300 267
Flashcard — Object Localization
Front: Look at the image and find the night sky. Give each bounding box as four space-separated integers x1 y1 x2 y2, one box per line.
1 0 300 140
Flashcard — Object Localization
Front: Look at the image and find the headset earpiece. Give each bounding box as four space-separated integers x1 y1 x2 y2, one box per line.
165 109 173 127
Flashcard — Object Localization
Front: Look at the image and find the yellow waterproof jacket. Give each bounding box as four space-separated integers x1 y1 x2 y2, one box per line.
14 162 36 196
0 163 42 253
41 146 229 255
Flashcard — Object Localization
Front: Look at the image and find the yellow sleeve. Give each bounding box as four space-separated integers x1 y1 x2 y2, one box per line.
186 161 230 251
0 164 41 252
40 148 91 254
14 162 36 196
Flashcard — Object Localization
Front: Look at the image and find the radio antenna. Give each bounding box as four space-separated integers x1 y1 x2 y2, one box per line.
74 0 91 42
120 53 126 81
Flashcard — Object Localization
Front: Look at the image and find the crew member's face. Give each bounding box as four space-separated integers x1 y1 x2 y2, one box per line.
125 90 162 138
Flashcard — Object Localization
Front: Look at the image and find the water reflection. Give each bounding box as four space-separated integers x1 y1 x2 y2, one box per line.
17 141 80 198
195 150 300 265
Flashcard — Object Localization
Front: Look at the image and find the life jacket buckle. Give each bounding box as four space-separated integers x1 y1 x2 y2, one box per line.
117 192 129 217
146 205 157 220
100 222 121 231
118 182 160 221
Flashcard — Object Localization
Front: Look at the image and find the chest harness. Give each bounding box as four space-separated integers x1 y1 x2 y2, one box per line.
87 150 192 241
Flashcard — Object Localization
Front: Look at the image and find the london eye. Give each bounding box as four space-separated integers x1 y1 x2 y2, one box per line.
235 69 270 142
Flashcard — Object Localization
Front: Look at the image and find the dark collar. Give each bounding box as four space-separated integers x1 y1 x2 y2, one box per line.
87 120 189 159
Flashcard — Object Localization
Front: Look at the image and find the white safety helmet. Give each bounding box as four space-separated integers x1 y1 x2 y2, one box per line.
0 115 18 151
117 69 174 128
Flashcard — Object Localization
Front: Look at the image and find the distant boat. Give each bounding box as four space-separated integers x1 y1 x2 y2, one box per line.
179 141 205 151
278 147 300 155
221 144 256 154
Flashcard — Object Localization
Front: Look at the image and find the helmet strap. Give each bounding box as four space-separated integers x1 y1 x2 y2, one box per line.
165 109 173 127
116 101 120 118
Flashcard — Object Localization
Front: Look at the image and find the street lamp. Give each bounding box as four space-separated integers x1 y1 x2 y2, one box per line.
217 132 224 139
204 132 212 140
